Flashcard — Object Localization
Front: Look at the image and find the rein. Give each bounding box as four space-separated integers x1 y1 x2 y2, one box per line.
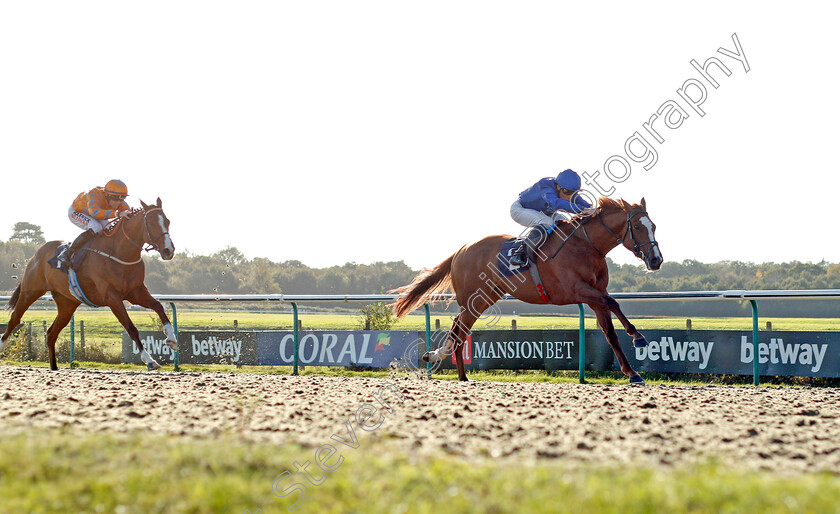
550 219 587 259
549 209 659 261
89 207 169 265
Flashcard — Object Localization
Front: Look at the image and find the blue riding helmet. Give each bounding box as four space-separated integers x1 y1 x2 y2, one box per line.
555 169 582 191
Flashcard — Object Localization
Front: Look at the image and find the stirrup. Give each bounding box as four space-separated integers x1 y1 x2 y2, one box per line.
57 250 71 267
509 249 528 267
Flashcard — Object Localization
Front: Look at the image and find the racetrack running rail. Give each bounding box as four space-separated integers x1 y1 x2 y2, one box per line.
3 290 840 385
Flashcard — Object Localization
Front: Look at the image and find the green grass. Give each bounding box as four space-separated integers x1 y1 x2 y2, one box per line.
10 309 840 338
1 427 838 513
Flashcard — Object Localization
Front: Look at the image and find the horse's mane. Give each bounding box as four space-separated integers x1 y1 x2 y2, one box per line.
552 197 622 228
103 208 144 235
596 197 624 212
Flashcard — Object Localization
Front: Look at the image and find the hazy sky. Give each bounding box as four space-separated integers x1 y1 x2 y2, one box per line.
1 2 837 270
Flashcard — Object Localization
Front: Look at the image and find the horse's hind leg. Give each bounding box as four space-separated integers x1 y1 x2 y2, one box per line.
45 295 80 370
422 313 468 364
451 314 476 382
1 287 44 350
422 301 489 381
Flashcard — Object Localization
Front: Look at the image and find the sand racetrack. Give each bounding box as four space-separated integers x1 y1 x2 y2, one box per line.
1 367 839 474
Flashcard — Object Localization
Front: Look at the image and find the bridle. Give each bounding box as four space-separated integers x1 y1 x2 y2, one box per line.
81 207 171 266
597 209 659 261
121 207 170 253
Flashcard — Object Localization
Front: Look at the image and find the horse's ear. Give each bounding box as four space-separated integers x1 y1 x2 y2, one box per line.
156 197 162 208
640 197 647 209
619 199 631 211
140 199 149 210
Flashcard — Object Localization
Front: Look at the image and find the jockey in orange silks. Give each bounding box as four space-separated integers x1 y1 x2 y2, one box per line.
57 179 132 267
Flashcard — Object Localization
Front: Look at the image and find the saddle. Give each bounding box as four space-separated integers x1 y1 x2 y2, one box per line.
497 238 551 303
48 243 89 273
497 238 529 277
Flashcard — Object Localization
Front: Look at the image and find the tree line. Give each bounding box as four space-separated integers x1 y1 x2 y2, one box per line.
0 240 418 297
2 223 839 316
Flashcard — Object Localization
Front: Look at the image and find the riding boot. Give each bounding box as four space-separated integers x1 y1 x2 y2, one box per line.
57 229 96 268
509 224 551 267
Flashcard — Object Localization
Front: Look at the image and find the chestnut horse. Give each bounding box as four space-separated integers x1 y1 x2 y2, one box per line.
1 198 177 371
392 197 663 383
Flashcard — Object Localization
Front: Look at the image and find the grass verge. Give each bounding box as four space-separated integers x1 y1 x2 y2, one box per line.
0 427 838 513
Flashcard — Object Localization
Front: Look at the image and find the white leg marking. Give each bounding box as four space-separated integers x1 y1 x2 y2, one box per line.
140 349 161 370
163 323 177 350
426 336 455 362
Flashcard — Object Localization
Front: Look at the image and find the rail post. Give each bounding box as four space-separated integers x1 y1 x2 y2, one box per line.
80 320 85 360
70 315 75 366
424 304 432 379
25 323 31 360
578 304 586 383
750 299 759 386
170 302 179 371
292 302 299 375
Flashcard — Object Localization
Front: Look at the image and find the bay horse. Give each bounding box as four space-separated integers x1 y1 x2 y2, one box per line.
1 198 177 371
392 197 663 383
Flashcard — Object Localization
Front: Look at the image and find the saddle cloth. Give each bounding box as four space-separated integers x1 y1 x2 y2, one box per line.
496 238 551 303
48 244 99 307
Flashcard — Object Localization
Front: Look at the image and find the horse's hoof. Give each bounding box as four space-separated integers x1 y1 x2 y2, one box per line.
633 336 649 348
421 352 431 363
629 374 645 385
147 361 161 371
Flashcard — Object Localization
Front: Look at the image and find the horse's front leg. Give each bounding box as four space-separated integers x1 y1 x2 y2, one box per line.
588 304 644 384
576 283 648 348
106 292 161 370
127 287 177 351
575 283 643 383
603 295 649 348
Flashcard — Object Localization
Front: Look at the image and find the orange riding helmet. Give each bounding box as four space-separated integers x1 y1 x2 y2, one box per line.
104 179 128 198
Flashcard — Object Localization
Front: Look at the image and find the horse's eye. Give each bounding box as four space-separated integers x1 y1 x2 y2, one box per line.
633 225 642 230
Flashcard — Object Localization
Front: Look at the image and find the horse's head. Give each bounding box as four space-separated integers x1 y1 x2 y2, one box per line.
139 198 175 260
600 197 663 271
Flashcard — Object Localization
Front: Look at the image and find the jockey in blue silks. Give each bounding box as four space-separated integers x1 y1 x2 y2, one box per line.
509 169 592 267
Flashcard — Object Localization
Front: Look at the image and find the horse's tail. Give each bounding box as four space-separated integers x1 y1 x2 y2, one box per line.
390 252 456 319
7 284 21 311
